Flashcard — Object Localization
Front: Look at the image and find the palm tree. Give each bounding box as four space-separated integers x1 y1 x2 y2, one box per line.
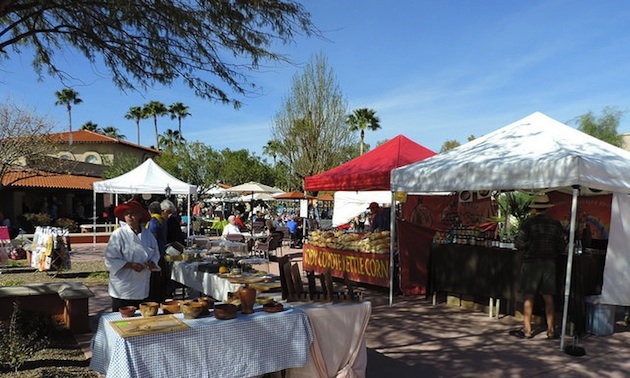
125 106 147 145
80 121 101 133
101 126 126 140
346 108 381 155
168 102 191 136
54 88 83 132
143 101 168 150
263 139 282 166
159 129 184 150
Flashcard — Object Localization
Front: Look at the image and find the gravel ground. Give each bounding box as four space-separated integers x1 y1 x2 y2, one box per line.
1 260 107 377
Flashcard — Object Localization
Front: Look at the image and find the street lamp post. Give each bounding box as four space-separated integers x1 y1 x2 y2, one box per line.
165 184 171 198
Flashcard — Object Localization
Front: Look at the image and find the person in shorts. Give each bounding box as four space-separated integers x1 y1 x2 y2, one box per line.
513 194 566 339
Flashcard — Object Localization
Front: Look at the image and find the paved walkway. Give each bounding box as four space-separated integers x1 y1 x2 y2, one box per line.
72 242 630 377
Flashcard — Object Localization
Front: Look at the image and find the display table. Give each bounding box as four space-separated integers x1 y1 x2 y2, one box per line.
302 243 390 287
171 261 241 301
90 307 313 378
430 244 606 325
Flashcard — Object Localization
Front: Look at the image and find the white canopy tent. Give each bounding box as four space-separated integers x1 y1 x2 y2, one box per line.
332 191 391 227
92 158 198 239
391 112 630 350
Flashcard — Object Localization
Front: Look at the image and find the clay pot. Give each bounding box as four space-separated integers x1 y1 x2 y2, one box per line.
181 300 204 319
119 306 137 317
193 296 215 315
161 300 182 314
139 302 159 317
214 303 237 320
237 284 256 314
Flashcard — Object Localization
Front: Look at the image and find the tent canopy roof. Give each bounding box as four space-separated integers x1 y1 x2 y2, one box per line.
305 135 436 191
93 158 197 195
391 112 630 194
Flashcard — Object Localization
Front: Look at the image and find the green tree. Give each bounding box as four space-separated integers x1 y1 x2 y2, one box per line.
346 108 381 155
125 106 147 145
169 102 191 137
0 100 59 191
573 107 624 147
440 140 461 152
271 53 355 189
101 154 142 179
80 121 100 133
54 88 82 132
263 140 282 167
101 126 126 140
143 101 168 150
159 129 185 150
157 141 223 198
2 2 317 107
219 148 275 187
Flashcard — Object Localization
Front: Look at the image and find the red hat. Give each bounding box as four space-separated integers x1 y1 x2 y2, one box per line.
114 200 151 223
367 202 379 209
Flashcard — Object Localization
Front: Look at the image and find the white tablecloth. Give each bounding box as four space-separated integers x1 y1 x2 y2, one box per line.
288 301 371 378
90 307 313 378
171 261 240 301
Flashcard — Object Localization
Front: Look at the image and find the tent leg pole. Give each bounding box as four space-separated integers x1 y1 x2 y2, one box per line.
560 186 579 351
389 191 395 307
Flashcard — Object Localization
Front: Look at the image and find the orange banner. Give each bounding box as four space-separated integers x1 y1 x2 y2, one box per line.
302 244 390 287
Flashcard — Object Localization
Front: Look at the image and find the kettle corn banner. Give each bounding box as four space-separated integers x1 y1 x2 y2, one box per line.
303 244 390 287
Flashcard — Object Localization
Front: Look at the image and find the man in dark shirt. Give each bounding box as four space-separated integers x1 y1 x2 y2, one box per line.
368 202 391 231
513 194 566 339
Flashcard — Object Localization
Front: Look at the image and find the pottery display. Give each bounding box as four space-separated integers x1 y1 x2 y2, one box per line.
181 300 204 319
193 296 215 315
160 300 182 314
139 302 159 317
214 303 238 320
119 306 137 317
237 284 256 314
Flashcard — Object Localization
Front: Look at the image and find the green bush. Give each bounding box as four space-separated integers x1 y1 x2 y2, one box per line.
0 302 51 372
54 218 79 232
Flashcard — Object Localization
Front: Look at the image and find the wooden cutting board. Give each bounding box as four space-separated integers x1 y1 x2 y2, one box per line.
109 315 189 338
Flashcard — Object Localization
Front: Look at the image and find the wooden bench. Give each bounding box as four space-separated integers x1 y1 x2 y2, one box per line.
0 282 94 333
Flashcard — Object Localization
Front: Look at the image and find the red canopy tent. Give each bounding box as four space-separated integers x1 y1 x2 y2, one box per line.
304 135 436 191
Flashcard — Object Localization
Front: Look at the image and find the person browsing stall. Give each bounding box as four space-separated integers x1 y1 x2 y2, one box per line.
222 215 242 237
368 202 391 231
512 194 566 339
105 200 160 312
146 201 168 302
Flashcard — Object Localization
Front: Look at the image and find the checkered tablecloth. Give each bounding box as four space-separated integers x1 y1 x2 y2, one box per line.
171 261 241 300
90 306 313 378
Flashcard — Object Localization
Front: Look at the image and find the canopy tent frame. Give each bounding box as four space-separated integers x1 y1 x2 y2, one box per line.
391 112 630 351
92 159 198 245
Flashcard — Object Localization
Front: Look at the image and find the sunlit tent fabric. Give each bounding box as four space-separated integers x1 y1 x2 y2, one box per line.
391 112 630 349
92 158 197 237
304 134 436 191
391 112 630 194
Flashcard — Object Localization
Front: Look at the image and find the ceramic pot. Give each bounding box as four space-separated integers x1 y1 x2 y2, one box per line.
238 284 256 314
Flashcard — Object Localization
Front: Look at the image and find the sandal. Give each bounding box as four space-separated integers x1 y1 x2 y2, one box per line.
547 331 560 340
509 329 533 339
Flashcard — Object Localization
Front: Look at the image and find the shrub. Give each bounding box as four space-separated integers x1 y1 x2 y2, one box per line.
0 302 51 372
54 218 79 232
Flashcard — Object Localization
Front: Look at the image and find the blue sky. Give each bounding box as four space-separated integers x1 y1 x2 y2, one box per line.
2 1 630 159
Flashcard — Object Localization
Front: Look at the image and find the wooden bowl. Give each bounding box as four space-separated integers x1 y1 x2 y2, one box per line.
160 300 182 314
262 302 284 313
193 297 215 315
214 303 238 320
256 296 273 305
139 302 159 317
181 301 204 319
119 306 137 317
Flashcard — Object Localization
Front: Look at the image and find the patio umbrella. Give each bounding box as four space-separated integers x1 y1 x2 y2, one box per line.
273 191 316 200
316 193 334 201
225 181 284 227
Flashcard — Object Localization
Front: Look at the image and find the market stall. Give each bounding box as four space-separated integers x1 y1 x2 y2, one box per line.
391 111 630 349
304 135 436 288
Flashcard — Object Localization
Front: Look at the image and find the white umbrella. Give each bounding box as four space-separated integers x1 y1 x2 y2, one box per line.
225 181 284 195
